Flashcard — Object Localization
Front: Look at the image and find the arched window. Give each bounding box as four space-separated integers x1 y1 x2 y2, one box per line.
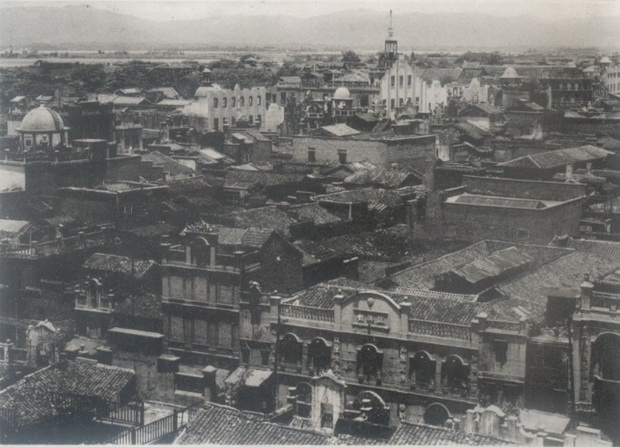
296 382 312 418
223 97 227 108
307 337 331 375
231 97 236 108
357 344 383 385
280 333 302 366
190 237 210 267
213 97 219 108
249 96 253 106
240 97 245 107
592 332 620 381
442 355 470 395
424 403 450 426
410 351 436 390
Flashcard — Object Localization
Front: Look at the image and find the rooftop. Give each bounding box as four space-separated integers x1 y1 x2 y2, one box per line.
498 145 613 169
0 360 135 429
83 253 157 279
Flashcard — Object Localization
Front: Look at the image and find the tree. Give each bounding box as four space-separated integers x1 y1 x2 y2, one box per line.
342 50 361 64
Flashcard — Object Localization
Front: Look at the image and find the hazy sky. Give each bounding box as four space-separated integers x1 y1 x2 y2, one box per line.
2 0 619 21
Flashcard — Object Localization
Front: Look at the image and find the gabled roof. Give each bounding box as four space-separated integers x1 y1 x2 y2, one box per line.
83 253 157 279
225 170 307 188
175 403 328 445
218 227 275 249
141 151 195 177
293 240 344 266
225 206 297 236
0 360 135 429
314 188 404 207
287 203 341 225
112 96 147 106
450 246 534 284
498 145 613 169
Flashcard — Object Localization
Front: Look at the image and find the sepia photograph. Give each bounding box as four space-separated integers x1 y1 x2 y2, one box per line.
0 0 618 444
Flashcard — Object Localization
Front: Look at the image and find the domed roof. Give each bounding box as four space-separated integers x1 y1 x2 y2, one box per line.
599 56 612 64
19 105 65 133
500 66 520 79
333 86 351 100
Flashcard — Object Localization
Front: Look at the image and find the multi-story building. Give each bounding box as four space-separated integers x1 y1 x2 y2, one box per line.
236 277 529 424
184 84 268 132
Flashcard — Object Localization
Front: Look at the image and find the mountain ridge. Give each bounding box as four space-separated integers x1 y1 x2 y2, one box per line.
1 6 618 50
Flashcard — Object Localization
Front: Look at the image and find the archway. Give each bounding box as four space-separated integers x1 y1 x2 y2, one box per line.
442 355 470 395
410 351 436 390
357 344 383 385
424 403 451 426
308 337 331 376
190 237 210 267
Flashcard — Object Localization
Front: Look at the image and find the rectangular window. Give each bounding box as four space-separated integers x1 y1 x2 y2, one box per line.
208 321 218 345
222 117 228 127
280 92 286 104
194 319 208 345
408 75 412 86
219 322 232 347
308 147 316 162
170 316 184 341
391 76 395 88
219 283 233 304
213 98 218 108
257 95 262 106
223 97 227 108
249 96 253 106
231 117 236 126
240 97 245 107
213 118 219 130
232 97 236 107
399 98 404 106
338 149 347 164
494 339 508 364
249 115 254 125
399 75 404 87
257 114 262 124
391 99 395 109
260 347 270 366
321 403 333 428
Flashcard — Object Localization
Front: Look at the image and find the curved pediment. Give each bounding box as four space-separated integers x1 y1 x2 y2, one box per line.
342 290 402 311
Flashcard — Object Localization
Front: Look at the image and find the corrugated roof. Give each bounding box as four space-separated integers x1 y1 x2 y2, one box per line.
226 206 297 236
0 219 30 239
498 145 613 169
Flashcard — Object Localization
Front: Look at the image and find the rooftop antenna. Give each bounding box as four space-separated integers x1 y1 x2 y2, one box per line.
388 10 394 39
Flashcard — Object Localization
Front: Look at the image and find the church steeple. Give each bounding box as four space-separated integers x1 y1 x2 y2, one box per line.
383 10 398 68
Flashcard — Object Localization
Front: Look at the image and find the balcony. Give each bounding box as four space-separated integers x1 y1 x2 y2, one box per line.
0 230 112 259
279 304 334 322
408 319 471 341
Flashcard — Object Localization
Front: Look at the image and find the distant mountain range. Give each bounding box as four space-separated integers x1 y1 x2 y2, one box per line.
0 5 618 51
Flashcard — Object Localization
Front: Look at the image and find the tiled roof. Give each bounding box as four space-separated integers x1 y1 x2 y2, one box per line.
391 240 572 290
358 260 395 285
505 113 542 130
225 206 297 236
293 240 344 266
321 225 412 261
461 103 503 116
453 121 492 140
218 227 274 249
512 66 587 80
225 170 307 187
112 96 147 106
315 188 404 207
113 292 162 320
451 247 534 284
287 203 341 225
560 238 620 261
0 360 135 429
166 175 224 195
175 403 328 445
288 279 524 324
141 151 195 177
83 253 157 279
345 169 419 189
498 251 620 306
498 145 613 169
385 421 516 445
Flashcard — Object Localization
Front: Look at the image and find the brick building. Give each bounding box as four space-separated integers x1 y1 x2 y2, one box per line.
418 176 586 244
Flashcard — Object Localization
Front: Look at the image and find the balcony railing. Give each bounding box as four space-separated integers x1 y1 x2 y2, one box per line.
280 304 334 322
0 231 111 259
486 319 521 332
408 319 471 341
